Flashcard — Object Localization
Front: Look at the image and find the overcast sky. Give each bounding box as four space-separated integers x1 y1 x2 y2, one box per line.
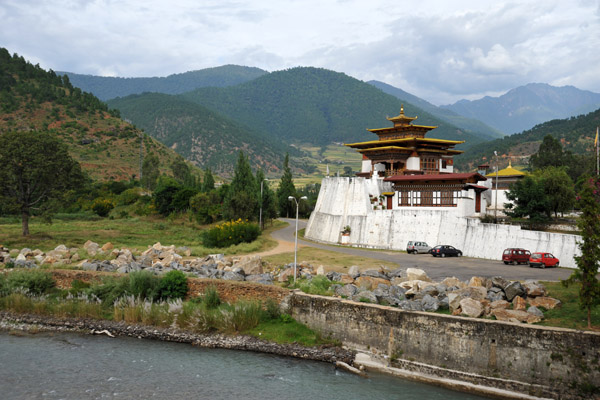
1 0 599 105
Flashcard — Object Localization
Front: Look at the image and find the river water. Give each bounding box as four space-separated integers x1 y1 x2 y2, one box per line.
0 332 488 400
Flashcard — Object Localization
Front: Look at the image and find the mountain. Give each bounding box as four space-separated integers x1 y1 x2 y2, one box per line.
108 93 295 176
179 67 492 149
58 65 268 101
368 80 504 141
0 48 190 181
454 107 600 173
443 83 600 135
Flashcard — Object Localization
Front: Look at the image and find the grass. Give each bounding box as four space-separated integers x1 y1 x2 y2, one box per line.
262 246 397 273
537 281 600 331
0 214 283 257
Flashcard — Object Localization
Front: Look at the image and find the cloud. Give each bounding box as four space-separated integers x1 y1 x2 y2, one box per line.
1 0 599 104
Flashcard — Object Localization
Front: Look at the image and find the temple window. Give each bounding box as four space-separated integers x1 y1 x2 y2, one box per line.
420 157 438 173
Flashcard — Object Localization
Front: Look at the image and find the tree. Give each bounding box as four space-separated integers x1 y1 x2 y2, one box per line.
505 175 551 222
0 131 84 235
529 135 565 170
170 156 191 184
223 151 258 220
202 168 215 192
538 167 575 217
563 177 600 328
190 190 222 224
141 153 160 190
152 177 181 216
276 153 297 218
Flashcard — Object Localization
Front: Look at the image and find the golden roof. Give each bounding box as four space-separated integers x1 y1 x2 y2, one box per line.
387 105 417 124
345 137 465 148
486 160 526 177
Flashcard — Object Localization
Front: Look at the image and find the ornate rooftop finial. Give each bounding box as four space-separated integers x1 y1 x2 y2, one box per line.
400 104 404 115
508 159 512 168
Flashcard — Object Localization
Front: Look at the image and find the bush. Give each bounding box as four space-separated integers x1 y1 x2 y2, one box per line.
128 271 160 300
156 270 188 300
88 276 129 305
6 269 55 295
201 219 260 248
118 187 144 206
91 198 115 217
202 285 221 309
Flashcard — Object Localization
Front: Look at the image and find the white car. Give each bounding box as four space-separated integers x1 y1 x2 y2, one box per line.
406 241 432 254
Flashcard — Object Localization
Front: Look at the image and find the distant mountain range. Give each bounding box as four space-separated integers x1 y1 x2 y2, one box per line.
58 65 268 101
368 80 504 141
443 83 600 135
107 93 294 176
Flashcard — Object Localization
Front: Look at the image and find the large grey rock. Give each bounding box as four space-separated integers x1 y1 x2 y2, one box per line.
245 274 274 285
397 300 424 311
326 271 342 282
336 284 359 298
491 276 510 290
388 267 405 278
352 291 378 304
348 265 360 278
523 280 546 297
234 255 263 275
527 306 544 318
82 261 99 271
422 294 440 311
361 268 387 279
504 281 526 301
222 271 245 281
406 268 431 282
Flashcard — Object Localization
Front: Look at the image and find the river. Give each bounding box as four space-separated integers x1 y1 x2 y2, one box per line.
0 332 488 399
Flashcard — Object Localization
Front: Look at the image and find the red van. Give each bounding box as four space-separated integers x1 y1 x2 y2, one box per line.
529 252 559 268
502 248 531 265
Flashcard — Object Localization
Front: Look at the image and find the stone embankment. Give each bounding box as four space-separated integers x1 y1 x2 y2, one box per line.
0 311 354 364
1 241 562 324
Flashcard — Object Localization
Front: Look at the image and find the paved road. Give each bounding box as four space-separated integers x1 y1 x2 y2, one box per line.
277 218 574 282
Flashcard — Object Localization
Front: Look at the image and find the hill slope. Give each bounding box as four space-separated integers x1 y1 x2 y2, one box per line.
443 83 600 135
454 107 600 172
0 48 188 181
180 67 493 149
59 65 268 101
108 93 294 176
368 80 504 141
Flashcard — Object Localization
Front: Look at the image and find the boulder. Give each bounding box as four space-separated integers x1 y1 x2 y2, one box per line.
352 291 378 304
316 265 326 276
234 255 263 275
278 267 298 283
528 296 562 310
441 277 464 288
512 295 527 311
448 292 463 312
355 276 391 291
222 271 245 281
348 265 360 278
388 267 405 278
83 240 100 256
492 309 542 324
527 306 544 319
406 268 431 282
245 274 274 285
82 261 99 271
361 268 387 279
468 276 485 287
523 280 546 297
460 298 483 318
338 274 355 284
336 284 359 298
490 300 510 310
422 294 440 311
176 246 192 257
456 286 487 301
491 276 510 290
101 242 114 251
504 281 525 301
397 300 424 311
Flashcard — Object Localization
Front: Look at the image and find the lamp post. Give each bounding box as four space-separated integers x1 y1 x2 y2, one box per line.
494 151 498 223
259 179 268 230
288 195 308 285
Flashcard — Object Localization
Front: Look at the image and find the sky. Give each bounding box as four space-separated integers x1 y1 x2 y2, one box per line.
1 0 599 105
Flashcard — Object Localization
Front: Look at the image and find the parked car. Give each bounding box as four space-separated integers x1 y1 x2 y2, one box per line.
430 245 462 257
502 248 531 265
529 252 559 268
406 241 432 254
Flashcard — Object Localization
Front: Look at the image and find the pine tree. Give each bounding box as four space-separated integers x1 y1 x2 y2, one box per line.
202 168 215 192
223 151 258 220
276 153 297 218
141 153 160 190
563 177 600 328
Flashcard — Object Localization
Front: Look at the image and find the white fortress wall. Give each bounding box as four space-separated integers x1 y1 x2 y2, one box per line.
305 177 581 268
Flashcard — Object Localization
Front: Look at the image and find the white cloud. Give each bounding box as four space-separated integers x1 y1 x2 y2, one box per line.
1 0 599 104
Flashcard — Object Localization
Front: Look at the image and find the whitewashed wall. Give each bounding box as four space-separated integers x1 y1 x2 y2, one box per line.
305 177 581 268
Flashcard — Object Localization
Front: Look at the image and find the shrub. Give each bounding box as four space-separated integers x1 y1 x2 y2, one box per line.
88 276 129 305
118 187 144 206
263 298 281 321
91 198 115 217
298 276 333 296
128 271 160 300
6 269 55 295
202 285 221 309
201 219 260 248
156 270 188 300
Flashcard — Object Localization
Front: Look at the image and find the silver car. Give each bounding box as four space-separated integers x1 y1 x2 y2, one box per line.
406 241 432 254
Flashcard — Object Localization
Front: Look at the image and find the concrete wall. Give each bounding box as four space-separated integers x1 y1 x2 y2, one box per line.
305 177 581 268
288 292 600 398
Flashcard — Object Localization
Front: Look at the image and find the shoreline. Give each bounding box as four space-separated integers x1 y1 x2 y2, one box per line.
0 311 354 365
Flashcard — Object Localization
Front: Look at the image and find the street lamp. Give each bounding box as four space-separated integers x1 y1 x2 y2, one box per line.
289 195 308 285
494 151 498 223
259 179 268 230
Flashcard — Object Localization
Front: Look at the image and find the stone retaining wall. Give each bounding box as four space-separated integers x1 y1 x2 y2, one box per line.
287 291 600 399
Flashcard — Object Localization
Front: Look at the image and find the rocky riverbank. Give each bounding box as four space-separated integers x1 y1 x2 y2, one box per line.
0 311 355 365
